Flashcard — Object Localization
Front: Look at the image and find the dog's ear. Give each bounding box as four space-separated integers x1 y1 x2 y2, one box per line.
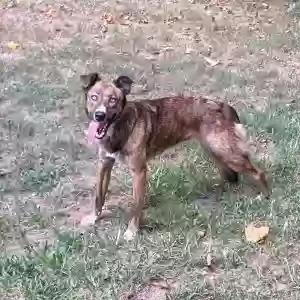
113 75 134 96
80 73 101 91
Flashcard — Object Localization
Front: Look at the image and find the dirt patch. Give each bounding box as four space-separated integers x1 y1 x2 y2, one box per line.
119 279 176 300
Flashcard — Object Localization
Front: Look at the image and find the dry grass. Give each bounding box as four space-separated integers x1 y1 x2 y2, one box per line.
1 0 300 299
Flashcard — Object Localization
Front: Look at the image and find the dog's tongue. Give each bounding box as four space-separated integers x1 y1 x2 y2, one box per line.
86 120 99 145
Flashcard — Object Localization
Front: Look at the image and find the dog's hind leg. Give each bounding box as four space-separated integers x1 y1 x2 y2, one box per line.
231 123 270 198
220 103 240 184
221 102 240 124
198 123 270 199
221 167 238 183
211 157 238 201
239 159 270 199
81 157 115 227
222 155 270 199
217 156 270 199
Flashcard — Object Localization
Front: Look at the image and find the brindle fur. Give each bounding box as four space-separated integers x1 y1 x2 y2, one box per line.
80 72 270 241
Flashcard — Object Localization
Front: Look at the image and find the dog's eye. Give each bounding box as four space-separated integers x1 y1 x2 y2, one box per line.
91 95 98 102
109 97 117 105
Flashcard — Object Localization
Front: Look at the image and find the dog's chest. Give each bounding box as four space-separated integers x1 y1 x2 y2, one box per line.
97 143 124 163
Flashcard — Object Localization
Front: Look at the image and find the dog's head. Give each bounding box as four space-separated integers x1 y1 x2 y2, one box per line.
80 72 133 140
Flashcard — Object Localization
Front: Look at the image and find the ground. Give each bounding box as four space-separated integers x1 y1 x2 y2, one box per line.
1 0 300 299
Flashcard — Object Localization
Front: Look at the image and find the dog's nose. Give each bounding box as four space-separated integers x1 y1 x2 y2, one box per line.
94 111 106 122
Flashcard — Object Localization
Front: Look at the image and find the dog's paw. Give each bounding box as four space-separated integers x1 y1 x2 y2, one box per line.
123 227 138 241
80 213 99 227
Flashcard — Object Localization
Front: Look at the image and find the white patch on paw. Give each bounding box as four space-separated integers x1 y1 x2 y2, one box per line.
123 227 138 241
80 214 98 227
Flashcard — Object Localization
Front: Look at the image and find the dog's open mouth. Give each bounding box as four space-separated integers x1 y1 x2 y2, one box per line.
87 120 109 143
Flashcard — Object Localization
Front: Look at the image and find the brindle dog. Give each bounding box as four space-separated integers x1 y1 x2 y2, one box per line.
80 72 270 241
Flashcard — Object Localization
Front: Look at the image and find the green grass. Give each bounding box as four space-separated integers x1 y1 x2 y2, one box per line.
2 103 300 299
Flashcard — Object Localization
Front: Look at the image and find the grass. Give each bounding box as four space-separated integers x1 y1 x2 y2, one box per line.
2 104 300 299
1 0 300 299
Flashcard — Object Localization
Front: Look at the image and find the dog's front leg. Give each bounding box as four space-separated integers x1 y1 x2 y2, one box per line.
81 157 115 227
95 157 115 214
124 165 147 241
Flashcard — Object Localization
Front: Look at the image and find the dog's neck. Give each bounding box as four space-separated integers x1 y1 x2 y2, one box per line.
99 99 134 154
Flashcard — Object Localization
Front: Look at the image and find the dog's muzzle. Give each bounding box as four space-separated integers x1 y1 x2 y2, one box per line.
94 110 106 122
89 108 118 140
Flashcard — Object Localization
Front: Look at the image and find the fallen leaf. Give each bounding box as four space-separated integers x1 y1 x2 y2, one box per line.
7 41 20 50
245 222 269 243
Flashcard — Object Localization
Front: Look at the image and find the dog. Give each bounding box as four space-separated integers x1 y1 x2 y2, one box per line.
79 72 270 241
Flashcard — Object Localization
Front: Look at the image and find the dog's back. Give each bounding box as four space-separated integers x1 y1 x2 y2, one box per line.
119 96 204 157
120 96 240 160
